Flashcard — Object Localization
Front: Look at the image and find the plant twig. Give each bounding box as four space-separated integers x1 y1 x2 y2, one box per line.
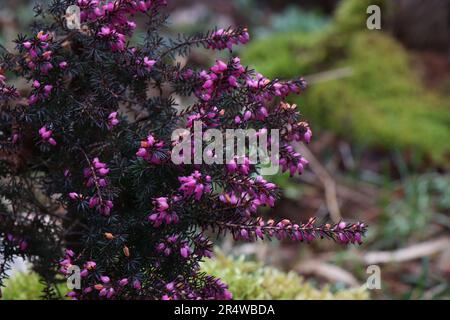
294 142 342 223
363 237 450 264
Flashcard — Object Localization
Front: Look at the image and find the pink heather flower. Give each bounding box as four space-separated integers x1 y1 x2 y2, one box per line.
180 245 190 258
149 197 179 227
211 60 227 74
166 282 175 291
68 192 79 200
100 276 110 283
219 192 238 205
156 243 165 252
83 287 93 294
40 62 53 74
36 31 50 42
98 179 107 187
133 280 142 290
226 156 249 175
143 57 156 71
136 148 148 158
60 258 71 268
99 288 108 297
103 1 115 12
202 79 214 89
98 167 110 176
304 128 312 143
167 234 179 243
100 200 114 215
137 1 150 12
11 133 19 144
66 249 75 257
136 134 165 164
88 197 100 208
59 61 68 69
228 75 238 87
93 157 106 169
154 197 169 211
29 49 38 59
32 80 40 88
85 261 97 270
80 269 89 277
28 94 38 105
98 26 112 37
23 41 32 49
39 126 57 145
106 288 115 299
226 158 237 173
44 85 53 95
111 33 126 51
223 289 233 300
119 278 129 286
208 28 250 50
93 6 104 17
240 229 249 240
42 51 52 60
178 171 211 201
127 21 137 30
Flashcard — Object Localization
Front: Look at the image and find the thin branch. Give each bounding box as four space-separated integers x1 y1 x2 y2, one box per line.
294 142 342 223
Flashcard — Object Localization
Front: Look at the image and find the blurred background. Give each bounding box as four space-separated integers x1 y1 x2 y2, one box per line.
1 0 449 299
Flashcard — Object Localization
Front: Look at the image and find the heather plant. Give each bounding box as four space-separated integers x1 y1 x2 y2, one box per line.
0 0 366 300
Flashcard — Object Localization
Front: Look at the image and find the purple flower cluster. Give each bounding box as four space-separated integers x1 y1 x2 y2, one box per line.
148 197 180 227
39 126 57 146
196 58 246 102
219 218 366 244
207 28 250 51
178 171 212 201
68 157 114 215
78 0 167 51
136 134 166 164
61 249 144 299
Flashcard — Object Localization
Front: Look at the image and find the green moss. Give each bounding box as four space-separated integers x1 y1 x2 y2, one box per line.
201 251 368 300
241 1 450 162
334 0 387 35
242 32 328 78
1 272 46 300
298 33 450 160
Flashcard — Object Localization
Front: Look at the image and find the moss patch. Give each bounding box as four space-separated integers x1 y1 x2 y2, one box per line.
242 14 450 162
201 251 368 300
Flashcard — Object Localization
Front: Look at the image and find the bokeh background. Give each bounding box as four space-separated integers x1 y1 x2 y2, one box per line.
1 0 449 299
